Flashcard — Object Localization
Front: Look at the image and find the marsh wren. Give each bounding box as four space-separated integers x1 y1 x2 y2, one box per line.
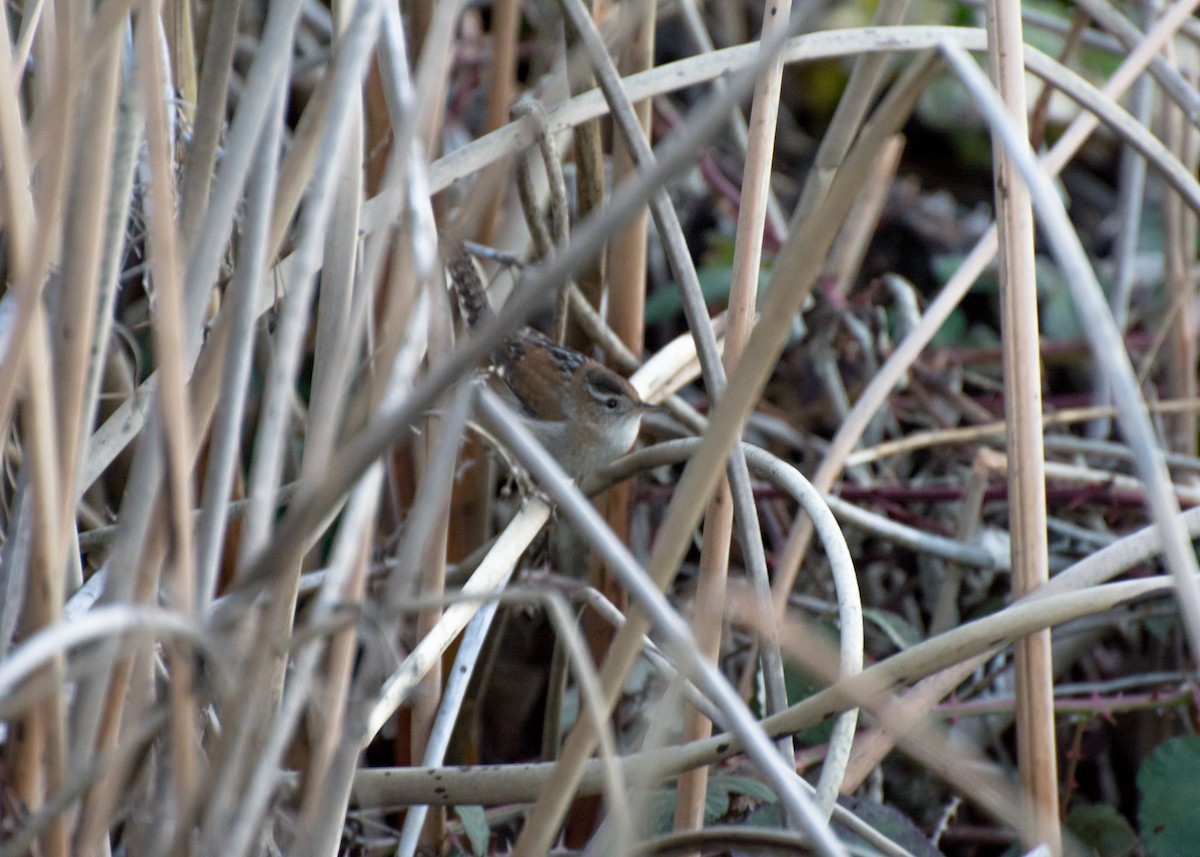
447 252 650 478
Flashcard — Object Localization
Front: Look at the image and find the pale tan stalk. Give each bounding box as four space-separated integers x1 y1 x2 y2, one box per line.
791 0 914 226
564 0 607 351
266 69 335 254
178 0 243 246
604 0 654 351
673 479 734 841
0 3 60 492
163 0 196 122
477 0 518 245
827 136 905 296
568 6 655 844
674 0 788 239
676 0 794 840
572 1 652 841
1162 52 1199 457
411 301 454 852
848 398 1200 465
928 452 991 636
985 2 1059 852
72 521 167 854
54 15 122 606
18 312 69 857
137 0 200 838
6 4 91 852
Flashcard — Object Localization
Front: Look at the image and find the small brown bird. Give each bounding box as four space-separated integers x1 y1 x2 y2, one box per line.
447 252 650 477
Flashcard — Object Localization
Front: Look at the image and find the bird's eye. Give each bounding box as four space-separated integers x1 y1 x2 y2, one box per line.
606 398 619 409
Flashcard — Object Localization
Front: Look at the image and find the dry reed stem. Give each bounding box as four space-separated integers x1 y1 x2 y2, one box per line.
1162 48 1200 456
564 0 607 350
984 1 1060 850
677 0 796 839
583 0 658 848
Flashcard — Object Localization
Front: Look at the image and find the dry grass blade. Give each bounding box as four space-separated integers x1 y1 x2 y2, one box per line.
3 2 1200 855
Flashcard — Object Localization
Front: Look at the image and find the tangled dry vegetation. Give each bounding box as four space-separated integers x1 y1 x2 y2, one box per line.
2 0 1200 855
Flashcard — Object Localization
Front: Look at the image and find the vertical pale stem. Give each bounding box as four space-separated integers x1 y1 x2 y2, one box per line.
478 0 519 245
138 0 199 836
672 481 733 837
675 0 793 840
412 296 453 851
572 0 655 845
565 0 607 350
20 310 69 857
482 0 518 138
163 0 196 123
604 0 653 354
585 1 651 646
178 0 242 245
1163 49 1199 457
768 0 914 614
299 546 368 807
55 23 121 556
14 3 83 853
985 2 1061 853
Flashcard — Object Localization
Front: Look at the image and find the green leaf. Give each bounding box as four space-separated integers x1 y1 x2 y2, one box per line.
838 795 945 857
863 608 923 651
776 621 841 745
641 790 677 836
454 805 489 856
929 306 968 349
710 774 778 804
643 263 772 325
1039 275 1082 342
1068 803 1137 857
1138 735 1200 857
704 784 730 823
1144 613 1177 644
638 780 735 836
